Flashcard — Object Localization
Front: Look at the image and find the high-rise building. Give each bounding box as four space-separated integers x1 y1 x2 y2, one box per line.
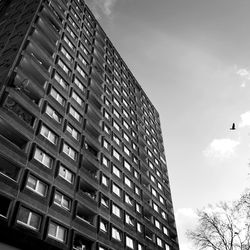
0 0 179 250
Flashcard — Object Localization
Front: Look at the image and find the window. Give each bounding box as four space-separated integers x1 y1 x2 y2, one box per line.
122 108 129 118
123 132 130 142
122 98 129 108
113 97 120 107
132 142 138 152
156 170 161 178
158 182 163 191
124 160 131 172
113 133 121 146
126 236 134 249
40 125 58 144
159 195 164 204
48 222 67 242
103 124 110 134
99 219 107 233
112 183 121 197
113 87 120 96
76 64 86 78
125 194 133 206
69 106 81 122
100 196 109 208
60 45 73 61
150 175 156 183
148 161 154 170
132 156 138 165
152 188 157 197
102 139 110 150
112 165 121 178
113 120 120 131
77 52 87 66
34 148 53 168
123 145 131 156
59 165 74 183
157 237 163 247
125 214 134 226
79 42 89 56
71 91 83 106
26 175 47 196
102 155 109 167
54 191 71 211
112 149 121 161
70 7 80 21
68 16 79 31
131 130 137 140
155 219 161 229
58 58 71 76
134 170 139 179
138 243 143 250
63 35 75 51
101 175 108 187
66 123 79 140
162 211 167 220
74 76 85 92
54 72 69 90
124 176 132 188
153 203 159 213
147 149 153 157
135 203 141 213
165 244 170 250
104 97 111 107
62 143 77 160
111 227 121 241
113 108 120 118
135 186 140 196
65 25 77 39
103 110 110 120
137 222 142 233
50 88 65 106
17 207 41 230
163 226 169 236
112 204 121 217
45 105 62 123
123 119 129 130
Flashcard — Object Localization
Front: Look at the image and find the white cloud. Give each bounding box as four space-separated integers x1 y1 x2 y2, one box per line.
203 138 240 160
176 208 198 250
236 68 250 87
239 111 250 128
86 0 117 19
236 68 250 77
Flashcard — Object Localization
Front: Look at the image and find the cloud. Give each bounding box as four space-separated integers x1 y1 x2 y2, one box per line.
175 208 198 250
239 111 250 128
236 67 250 88
236 68 250 77
203 138 240 160
86 0 117 19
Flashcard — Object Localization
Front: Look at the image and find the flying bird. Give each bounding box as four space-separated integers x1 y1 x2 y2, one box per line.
230 123 236 130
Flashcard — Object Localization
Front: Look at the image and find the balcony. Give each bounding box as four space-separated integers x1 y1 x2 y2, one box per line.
0 116 29 152
72 233 94 250
12 71 45 105
36 17 59 46
89 79 104 99
74 203 96 235
18 53 49 85
1 95 35 127
29 27 55 57
78 179 98 210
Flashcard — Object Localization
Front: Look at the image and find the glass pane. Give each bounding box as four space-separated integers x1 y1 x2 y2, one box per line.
57 226 65 241
17 207 29 224
48 222 57 237
29 213 40 229
27 176 36 190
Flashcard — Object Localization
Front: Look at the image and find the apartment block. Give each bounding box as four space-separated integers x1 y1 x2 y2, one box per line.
0 0 179 250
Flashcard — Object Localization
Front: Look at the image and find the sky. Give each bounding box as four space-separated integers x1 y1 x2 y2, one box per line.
85 0 250 249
